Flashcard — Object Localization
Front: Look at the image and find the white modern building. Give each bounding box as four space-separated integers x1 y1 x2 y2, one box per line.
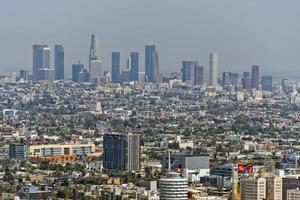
159 172 188 200
209 53 218 86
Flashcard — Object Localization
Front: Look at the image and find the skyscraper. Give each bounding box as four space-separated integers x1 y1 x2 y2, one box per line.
222 72 232 86
42 47 50 69
182 61 197 85
251 65 260 90
209 53 218 86
90 60 102 84
130 52 139 81
194 65 204 85
9 143 28 160
262 76 272 91
145 45 159 83
89 34 102 83
103 132 140 172
242 72 252 90
32 44 47 81
54 45 64 80
72 62 84 82
111 52 120 83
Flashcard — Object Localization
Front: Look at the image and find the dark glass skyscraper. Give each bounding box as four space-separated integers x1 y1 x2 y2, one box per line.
32 44 47 81
54 45 64 80
182 61 197 84
130 52 139 81
111 52 120 83
242 72 252 90
72 63 84 82
103 132 140 172
194 65 204 85
145 45 159 83
262 76 272 91
251 65 260 90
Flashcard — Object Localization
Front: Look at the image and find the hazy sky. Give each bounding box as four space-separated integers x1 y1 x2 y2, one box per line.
1 0 300 78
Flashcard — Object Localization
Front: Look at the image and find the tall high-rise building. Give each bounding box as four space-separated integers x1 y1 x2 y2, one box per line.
159 172 188 200
42 47 51 69
266 177 282 200
72 62 84 82
127 133 140 171
209 53 218 86
194 65 204 85
103 132 140 172
130 52 139 81
90 60 102 84
252 65 260 90
262 76 273 91
9 143 28 160
89 34 102 83
54 45 64 80
182 61 197 85
145 45 159 83
222 72 232 86
111 52 120 83
89 34 100 67
20 70 28 81
78 69 91 83
242 72 252 90
240 177 266 200
32 44 47 81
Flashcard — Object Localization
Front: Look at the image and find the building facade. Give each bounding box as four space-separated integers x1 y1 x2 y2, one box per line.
159 172 188 200
145 45 159 83
54 45 64 80
209 53 218 86
252 65 260 90
111 52 121 83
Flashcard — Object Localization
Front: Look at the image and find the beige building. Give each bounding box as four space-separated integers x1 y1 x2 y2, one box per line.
267 176 282 200
287 188 300 200
240 177 266 200
29 143 95 157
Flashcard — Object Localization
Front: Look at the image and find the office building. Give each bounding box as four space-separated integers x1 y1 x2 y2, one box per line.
182 61 197 85
130 52 139 81
127 133 140 171
29 144 95 157
252 65 260 90
232 73 239 86
78 69 91 83
72 63 84 82
32 44 47 81
20 69 28 81
145 45 159 82
42 47 50 69
54 45 64 80
103 132 140 172
162 154 209 173
159 172 188 200
287 188 300 200
262 76 273 91
209 53 218 86
266 177 282 200
111 52 120 83
240 177 266 200
242 72 252 90
194 65 204 85
89 60 102 84
222 72 232 86
39 68 55 81
282 178 300 200
89 34 100 69
9 143 28 160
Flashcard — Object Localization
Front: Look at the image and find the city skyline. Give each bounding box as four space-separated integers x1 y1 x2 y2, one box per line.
2 0 300 78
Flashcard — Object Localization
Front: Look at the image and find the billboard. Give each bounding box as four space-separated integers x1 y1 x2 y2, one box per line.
238 164 253 174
